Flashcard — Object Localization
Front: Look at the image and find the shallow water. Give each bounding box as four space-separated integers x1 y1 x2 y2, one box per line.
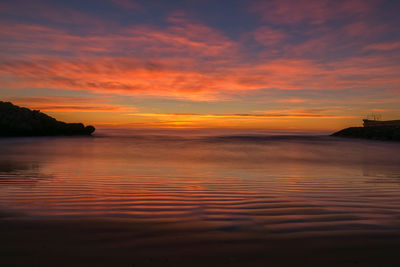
1 130 400 265
1 130 400 233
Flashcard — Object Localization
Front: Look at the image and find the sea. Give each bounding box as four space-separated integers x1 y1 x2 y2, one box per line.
1 128 400 266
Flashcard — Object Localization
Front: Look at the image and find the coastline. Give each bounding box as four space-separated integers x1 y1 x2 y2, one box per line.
0 101 95 137
332 126 400 141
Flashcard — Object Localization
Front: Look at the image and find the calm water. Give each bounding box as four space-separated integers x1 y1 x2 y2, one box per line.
1 129 400 237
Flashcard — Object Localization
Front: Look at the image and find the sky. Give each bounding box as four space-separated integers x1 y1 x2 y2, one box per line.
0 0 400 131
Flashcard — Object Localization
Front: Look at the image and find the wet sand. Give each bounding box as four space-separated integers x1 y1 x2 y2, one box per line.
2 217 400 267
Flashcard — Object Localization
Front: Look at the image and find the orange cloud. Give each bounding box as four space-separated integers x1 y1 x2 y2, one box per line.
276 98 308 103
130 112 351 119
1 13 399 103
9 96 136 112
370 108 390 112
1 55 400 101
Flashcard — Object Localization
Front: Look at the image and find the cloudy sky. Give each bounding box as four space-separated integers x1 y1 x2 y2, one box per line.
1 0 399 130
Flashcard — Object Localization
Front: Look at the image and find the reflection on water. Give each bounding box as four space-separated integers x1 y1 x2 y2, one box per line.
1 131 400 237
0 161 39 173
0 159 49 186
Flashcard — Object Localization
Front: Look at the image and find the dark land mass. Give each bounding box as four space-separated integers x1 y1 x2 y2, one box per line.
0 101 95 136
332 126 400 141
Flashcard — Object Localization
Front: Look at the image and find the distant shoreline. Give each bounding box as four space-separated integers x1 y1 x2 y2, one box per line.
332 126 400 141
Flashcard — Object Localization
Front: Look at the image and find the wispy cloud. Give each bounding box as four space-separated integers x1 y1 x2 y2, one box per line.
1 55 399 101
129 112 352 119
9 96 136 112
364 41 400 51
249 0 377 25
252 26 287 46
276 98 308 103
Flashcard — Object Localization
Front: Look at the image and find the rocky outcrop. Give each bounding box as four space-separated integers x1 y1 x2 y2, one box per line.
331 126 400 141
0 101 95 136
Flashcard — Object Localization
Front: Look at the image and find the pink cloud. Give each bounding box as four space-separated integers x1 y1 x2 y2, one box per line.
364 41 400 51
342 21 384 37
252 26 287 46
277 20 390 59
0 20 236 58
250 0 377 25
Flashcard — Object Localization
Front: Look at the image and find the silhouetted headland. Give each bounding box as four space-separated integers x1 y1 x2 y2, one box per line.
0 101 95 136
332 119 400 141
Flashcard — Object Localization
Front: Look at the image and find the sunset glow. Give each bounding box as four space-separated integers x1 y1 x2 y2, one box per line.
1 0 399 130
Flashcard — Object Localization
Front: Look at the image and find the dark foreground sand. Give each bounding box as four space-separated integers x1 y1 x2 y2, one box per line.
1 216 400 267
